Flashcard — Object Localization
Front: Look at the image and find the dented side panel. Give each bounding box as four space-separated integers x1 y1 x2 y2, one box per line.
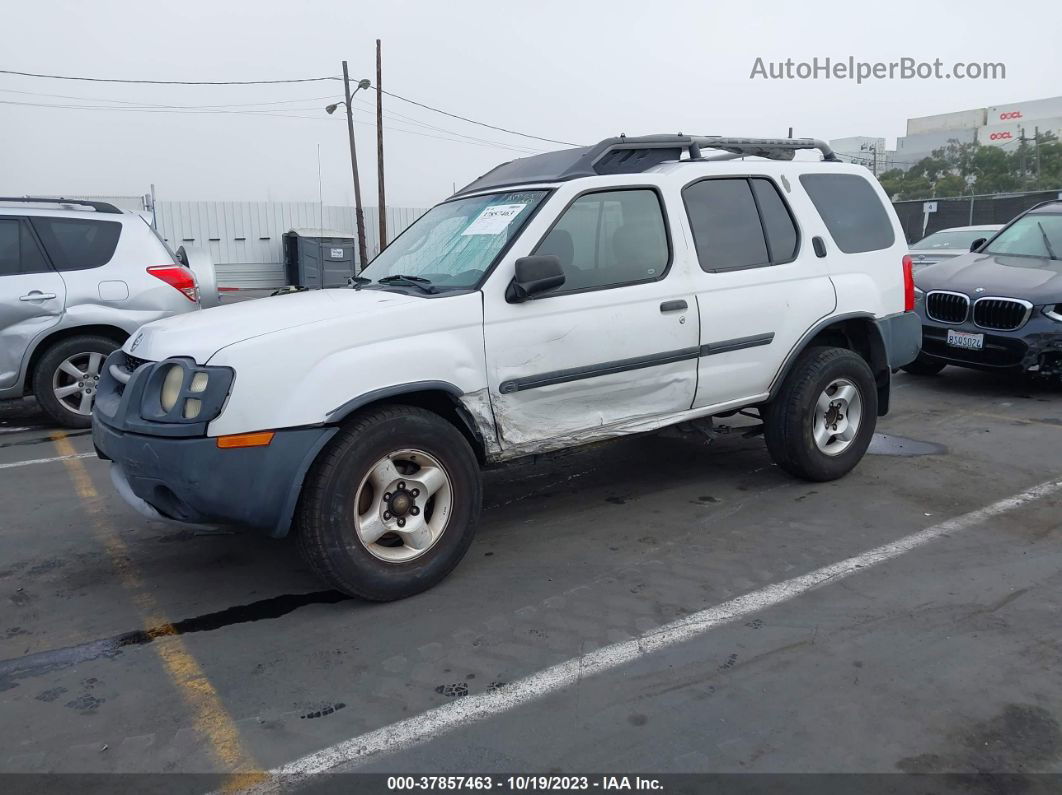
478 176 702 454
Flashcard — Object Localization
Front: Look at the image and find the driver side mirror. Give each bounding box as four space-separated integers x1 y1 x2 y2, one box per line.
505 255 565 303
970 237 987 252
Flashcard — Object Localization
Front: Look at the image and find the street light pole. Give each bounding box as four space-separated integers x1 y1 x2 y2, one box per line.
376 39 387 249
341 60 369 269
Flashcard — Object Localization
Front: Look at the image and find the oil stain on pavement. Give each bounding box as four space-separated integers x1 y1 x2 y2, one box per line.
0 589 351 691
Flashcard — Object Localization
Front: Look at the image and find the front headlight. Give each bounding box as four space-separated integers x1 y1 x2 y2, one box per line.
160 364 184 412
141 358 234 425
914 286 925 306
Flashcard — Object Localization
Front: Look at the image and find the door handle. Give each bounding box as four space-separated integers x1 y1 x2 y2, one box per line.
660 300 688 313
19 292 57 302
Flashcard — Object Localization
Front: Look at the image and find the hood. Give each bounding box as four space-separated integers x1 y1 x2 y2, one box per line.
914 251 1062 304
125 288 421 363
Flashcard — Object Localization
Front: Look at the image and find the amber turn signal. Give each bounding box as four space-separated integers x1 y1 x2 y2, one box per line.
216 431 275 449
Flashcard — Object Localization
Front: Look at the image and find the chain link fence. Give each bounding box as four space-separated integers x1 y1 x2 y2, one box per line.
893 188 1062 243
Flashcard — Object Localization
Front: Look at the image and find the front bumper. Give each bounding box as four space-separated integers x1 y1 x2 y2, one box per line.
93 416 336 538
916 311 1062 375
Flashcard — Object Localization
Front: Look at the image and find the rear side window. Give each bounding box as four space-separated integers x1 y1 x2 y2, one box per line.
0 218 51 276
683 179 767 271
799 174 895 253
30 217 122 270
751 178 799 262
682 177 799 271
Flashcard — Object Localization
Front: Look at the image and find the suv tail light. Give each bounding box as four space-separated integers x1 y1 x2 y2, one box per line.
902 255 915 312
147 265 199 303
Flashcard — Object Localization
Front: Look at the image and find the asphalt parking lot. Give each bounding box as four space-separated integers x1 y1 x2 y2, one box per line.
1 369 1061 787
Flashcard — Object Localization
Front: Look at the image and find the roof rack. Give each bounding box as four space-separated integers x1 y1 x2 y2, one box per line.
0 196 123 214
455 134 839 196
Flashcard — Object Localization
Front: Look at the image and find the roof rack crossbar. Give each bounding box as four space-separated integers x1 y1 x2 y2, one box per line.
0 196 123 213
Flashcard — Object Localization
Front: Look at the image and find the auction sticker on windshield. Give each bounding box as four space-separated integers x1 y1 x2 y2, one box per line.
461 203 528 236
947 329 984 350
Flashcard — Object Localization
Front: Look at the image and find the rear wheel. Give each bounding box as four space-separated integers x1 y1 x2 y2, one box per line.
32 335 120 428
295 405 482 601
764 347 878 482
901 355 947 376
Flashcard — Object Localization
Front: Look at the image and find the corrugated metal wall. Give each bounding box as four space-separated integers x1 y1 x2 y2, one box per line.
154 202 428 288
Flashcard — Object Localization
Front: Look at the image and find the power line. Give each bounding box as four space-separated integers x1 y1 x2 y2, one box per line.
0 68 340 85
1 98 544 153
372 85 582 148
0 86 343 109
1 67 579 149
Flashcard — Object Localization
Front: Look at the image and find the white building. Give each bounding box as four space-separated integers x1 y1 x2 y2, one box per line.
894 95 1062 170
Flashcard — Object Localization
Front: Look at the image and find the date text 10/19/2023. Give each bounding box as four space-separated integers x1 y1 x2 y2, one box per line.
387 776 665 791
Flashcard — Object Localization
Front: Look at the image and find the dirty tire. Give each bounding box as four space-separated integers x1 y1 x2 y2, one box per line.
32 335 120 429
763 346 878 482
295 405 482 601
901 355 947 376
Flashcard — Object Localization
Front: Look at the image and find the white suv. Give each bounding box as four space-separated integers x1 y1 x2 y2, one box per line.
92 136 921 600
0 198 210 427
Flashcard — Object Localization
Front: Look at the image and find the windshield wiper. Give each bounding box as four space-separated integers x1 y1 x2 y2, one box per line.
377 274 439 294
348 275 372 290
1037 221 1058 260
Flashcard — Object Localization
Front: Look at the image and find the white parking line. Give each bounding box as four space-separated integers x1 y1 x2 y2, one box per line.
0 452 95 470
263 476 1062 787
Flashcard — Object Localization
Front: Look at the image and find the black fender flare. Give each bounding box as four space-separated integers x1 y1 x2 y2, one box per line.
766 312 893 416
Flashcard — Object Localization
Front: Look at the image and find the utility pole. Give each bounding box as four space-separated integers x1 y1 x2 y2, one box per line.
1034 126 1042 188
341 60 369 269
376 40 387 250
1018 127 1028 190
860 142 878 176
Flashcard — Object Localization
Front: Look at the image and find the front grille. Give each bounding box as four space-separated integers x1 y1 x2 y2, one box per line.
973 298 1031 331
110 352 151 397
926 291 969 324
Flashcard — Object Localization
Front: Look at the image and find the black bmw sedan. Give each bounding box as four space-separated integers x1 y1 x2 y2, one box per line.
906 200 1062 380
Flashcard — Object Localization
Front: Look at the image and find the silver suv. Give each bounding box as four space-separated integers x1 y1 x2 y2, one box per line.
0 197 210 428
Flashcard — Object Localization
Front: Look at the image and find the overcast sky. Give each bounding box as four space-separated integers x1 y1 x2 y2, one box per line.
2 0 1060 208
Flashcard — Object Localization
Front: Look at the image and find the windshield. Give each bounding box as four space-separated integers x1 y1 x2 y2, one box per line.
984 214 1062 260
360 190 548 289
914 229 995 251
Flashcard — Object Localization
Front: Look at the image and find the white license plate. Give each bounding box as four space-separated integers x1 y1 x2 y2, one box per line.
947 330 984 351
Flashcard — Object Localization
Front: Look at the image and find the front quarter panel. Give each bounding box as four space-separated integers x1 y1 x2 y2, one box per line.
205 291 488 436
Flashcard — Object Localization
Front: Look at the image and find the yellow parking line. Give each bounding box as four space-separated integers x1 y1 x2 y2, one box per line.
967 411 1062 430
51 433 263 789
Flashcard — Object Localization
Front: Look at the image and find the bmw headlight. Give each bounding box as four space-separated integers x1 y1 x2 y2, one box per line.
141 358 234 425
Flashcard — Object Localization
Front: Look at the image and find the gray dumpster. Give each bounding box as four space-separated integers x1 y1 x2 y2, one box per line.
283 228 358 289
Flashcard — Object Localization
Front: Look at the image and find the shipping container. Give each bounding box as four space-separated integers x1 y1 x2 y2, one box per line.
906 108 986 136
987 96 1062 126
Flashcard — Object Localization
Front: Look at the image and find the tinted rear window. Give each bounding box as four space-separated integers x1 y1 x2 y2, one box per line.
751 178 799 262
0 218 51 276
30 217 122 270
683 179 769 271
799 174 895 253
